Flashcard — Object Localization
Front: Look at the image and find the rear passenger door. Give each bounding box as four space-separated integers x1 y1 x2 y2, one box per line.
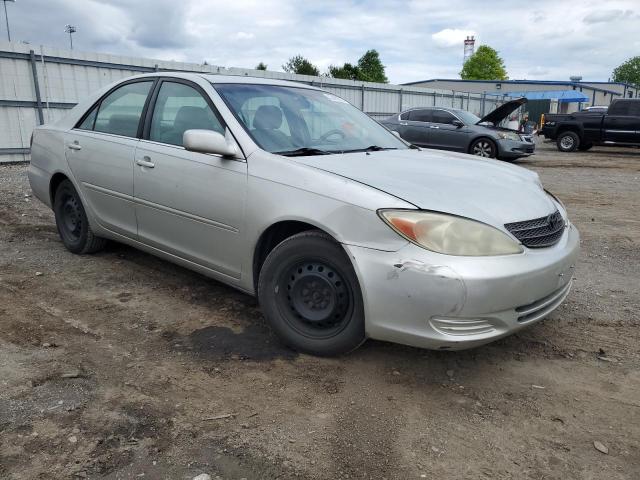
65 80 154 238
133 79 247 279
603 101 640 144
400 109 433 146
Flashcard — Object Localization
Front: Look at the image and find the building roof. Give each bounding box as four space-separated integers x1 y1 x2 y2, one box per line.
485 89 590 102
401 78 630 95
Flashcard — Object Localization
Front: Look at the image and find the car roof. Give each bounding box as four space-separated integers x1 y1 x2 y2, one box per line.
127 71 320 90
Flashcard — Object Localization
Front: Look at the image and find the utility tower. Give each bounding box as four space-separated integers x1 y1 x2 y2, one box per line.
463 36 475 63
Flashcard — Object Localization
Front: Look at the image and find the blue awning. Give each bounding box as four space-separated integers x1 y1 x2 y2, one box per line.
488 90 590 102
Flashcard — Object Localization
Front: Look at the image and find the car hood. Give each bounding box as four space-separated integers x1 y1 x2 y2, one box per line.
477 97 527 126
295 149 556 227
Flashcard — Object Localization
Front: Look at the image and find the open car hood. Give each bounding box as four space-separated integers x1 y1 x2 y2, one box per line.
477 97 527 126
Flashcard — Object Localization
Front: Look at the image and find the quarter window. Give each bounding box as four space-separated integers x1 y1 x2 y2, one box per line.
77 106 98 131
93 81 153 137
149 82 224 147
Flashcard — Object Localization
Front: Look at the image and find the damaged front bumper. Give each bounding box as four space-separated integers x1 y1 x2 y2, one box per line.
344 223 580 350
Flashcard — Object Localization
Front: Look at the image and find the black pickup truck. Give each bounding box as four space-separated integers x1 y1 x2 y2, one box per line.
541 98 640 152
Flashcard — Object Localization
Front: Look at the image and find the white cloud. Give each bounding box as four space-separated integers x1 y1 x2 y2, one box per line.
431 28 476 49
6 0 640 84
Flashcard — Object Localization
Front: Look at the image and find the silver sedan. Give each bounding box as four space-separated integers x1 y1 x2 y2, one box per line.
28 73 579 356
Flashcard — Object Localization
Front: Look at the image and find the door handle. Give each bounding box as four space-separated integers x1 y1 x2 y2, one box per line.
67 142 82 151
136 156 155 168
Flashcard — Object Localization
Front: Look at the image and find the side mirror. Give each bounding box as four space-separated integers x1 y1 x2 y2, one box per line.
452 120 464 128
391 130 402 138
183 129 238 157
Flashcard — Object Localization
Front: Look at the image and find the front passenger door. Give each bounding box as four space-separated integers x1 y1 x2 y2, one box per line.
429 110 467 152
133 80 247 279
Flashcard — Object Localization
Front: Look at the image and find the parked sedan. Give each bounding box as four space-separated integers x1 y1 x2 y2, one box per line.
29 73 578 356
381 99 535 160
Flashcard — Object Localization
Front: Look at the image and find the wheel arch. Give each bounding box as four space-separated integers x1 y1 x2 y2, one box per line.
49 171 71 205
252 220 339 293
467 135 497 155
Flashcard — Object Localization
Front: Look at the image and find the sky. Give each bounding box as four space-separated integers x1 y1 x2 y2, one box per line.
3 0 639 84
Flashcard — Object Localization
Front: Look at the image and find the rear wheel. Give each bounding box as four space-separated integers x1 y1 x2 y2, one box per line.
470 138 497 158
53 179 107 254
557 131 579 152
257 230 365 356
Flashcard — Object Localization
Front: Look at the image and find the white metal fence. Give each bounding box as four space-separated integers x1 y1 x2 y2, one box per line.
0 41 507 163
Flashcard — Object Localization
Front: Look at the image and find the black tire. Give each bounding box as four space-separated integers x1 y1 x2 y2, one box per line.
469 138 497 158
53 179 107 254
257 230 366 356
556 131 580 152
578 142 593 151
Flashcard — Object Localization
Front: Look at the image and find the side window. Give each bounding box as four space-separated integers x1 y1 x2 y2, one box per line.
77 106 98 130
608 101 630 116
94 81 152 137
629 102 640 116
432 110 457 125
149 82 225 147
399 111 410 120
409 109 433 123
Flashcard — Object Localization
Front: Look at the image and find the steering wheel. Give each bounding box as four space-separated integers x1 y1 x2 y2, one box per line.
318 129 346 143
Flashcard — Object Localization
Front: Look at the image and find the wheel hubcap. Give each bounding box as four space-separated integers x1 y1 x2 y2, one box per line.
61 195 82 240
473 141 492 157
280 261 352 334
560 136 574 149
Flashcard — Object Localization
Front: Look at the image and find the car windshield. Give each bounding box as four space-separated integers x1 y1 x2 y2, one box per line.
214 83 408 155
455 110 481 125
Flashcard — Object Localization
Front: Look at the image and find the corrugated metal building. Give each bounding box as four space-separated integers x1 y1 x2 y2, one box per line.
0 41 509 163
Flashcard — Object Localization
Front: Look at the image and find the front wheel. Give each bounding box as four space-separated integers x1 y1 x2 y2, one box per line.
257 231 366 356
556 131 580 152
470 138 497 158
53 179 107 254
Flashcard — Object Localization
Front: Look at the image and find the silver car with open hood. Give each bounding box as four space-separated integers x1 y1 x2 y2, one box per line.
28 73 579 356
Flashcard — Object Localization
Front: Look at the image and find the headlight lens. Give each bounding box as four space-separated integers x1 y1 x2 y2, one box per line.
544 121 556 126
497 131 521 141
379 210 524 256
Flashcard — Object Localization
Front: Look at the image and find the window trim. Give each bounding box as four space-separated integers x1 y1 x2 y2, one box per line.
73 78 158 139
140 77 246 161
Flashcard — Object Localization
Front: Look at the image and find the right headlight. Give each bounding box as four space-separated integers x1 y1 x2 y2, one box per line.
379 210 524 256
497 131 521 141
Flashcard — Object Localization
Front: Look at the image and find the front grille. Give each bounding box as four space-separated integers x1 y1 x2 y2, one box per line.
505 210 565 248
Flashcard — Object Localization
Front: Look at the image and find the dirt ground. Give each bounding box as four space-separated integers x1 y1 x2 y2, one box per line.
0 141 639 480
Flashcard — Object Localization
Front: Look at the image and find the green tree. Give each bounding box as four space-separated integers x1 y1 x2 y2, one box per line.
255 62 268 71
612 56 640 87
328 62 360 80
282 55 320 76
328 50 389 83
460 45 508 80
356 49 388 83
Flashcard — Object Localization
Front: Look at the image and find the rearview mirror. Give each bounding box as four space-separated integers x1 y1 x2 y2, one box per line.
183 129 238 157
452 120 464 128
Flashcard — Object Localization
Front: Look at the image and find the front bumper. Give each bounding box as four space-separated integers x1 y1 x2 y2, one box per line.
344 223 580 350
497 138 536 158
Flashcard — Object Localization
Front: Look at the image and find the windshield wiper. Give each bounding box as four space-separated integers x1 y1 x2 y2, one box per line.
339 145 399 153
275 147 331 157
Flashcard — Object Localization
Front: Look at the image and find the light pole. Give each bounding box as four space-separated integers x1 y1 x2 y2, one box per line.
64 24 76 49
3 0 15 42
